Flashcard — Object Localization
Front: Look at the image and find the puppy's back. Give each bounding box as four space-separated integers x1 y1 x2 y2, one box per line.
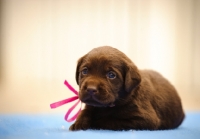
140 70 185 129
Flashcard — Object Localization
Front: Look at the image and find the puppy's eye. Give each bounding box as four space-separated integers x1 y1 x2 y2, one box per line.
107 71 116 79
81 68 88 75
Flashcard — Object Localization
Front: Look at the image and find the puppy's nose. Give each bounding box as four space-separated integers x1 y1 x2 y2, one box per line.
87 86 97 95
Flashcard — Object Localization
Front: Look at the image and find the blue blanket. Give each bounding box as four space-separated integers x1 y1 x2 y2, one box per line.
0 112 200 139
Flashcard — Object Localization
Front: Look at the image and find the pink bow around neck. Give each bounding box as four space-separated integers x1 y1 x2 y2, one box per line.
50 80 82 122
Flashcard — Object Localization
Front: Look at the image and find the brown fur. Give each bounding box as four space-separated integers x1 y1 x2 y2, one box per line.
69 46 185 131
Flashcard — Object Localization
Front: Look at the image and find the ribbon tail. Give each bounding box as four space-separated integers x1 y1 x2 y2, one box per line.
64 80 79 95
50 96 79 109
65 100 82 122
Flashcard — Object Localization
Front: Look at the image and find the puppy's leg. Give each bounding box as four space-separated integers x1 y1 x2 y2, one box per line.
69 109 92 131
92 104 161 130
93 112 160 130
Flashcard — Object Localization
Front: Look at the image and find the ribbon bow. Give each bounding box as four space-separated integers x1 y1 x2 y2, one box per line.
50 80 82 122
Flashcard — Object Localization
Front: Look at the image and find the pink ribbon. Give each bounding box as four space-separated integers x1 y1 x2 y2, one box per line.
50 80 82 122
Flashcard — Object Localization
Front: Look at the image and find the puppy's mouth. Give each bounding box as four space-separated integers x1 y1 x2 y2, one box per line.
81 96 115 107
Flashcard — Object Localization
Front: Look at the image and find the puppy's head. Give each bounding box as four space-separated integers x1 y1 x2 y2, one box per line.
76 46 141 107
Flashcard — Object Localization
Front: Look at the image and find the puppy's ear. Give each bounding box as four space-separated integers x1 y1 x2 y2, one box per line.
125 63 141 92
75 55 87 85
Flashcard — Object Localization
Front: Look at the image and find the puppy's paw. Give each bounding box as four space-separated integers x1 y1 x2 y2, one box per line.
69 121 90 131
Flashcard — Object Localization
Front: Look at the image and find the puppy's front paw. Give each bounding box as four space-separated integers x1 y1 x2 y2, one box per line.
69 121 90 131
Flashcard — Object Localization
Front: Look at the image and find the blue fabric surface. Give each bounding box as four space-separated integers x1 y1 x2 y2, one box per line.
0 112 200 139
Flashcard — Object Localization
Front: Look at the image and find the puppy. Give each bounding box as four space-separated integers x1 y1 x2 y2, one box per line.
69 46 185 131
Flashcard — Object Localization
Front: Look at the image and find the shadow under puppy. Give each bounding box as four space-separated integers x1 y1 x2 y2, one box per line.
70 46 185 131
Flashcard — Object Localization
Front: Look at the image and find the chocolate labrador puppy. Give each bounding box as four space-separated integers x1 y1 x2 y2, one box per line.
69 46 185 131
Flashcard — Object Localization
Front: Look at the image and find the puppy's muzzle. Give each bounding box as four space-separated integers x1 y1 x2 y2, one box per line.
87 85 98 96
80 83 115 107
81 84 103 107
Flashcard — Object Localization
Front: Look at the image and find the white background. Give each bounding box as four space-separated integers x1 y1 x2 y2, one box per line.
0 0 199 113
